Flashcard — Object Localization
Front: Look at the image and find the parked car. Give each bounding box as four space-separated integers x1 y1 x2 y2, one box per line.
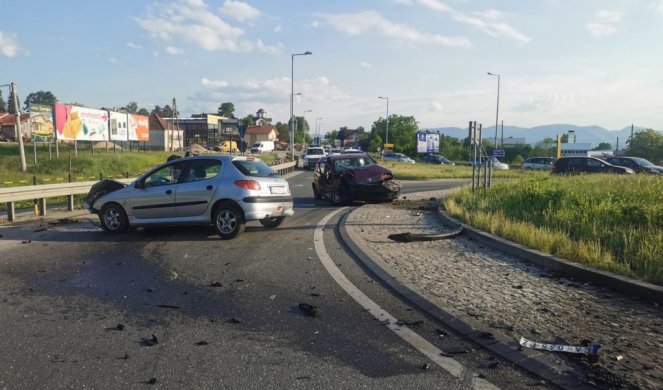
303 146 327 169
522 157 556 170
216 140 238 153
251 140 275 153
604 156 663 174
84 156 294 239
330 147 342 155
469 156 509 170
312 154 401 205
421 154 455 165
552 156 635 175
383 152 415 163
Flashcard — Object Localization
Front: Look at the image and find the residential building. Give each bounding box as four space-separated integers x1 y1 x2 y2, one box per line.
146 114 184 152
0 113 30 141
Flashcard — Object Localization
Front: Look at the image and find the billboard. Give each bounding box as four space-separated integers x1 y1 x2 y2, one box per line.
129 114 149 141
29 104 55 143
109 111 129 141
417 133 439 153
55 103 109 141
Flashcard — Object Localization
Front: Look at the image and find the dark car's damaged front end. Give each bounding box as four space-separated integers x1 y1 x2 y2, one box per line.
344 166 401 202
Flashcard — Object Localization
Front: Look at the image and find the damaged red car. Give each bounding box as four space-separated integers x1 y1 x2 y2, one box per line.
312 154 401 205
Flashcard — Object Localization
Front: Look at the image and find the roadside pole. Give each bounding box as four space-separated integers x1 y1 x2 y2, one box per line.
11 83 28 172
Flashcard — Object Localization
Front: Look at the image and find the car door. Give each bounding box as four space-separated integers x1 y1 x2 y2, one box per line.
315 159 335 196
175 158 222 218
129 162 184 220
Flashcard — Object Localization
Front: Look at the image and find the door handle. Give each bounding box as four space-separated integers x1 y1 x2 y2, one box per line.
166 189 172 195
206 185 213 190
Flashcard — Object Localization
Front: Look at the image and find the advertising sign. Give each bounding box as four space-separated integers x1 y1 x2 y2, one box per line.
416 133 439 153
109 111 129 141
129 114 149 141
54 103 109 141
29 104 54 143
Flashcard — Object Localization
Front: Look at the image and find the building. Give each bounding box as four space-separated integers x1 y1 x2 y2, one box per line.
560 143 613 158
0 113 30 141
147 114 184 151
166 113 228 147
245 125 278 145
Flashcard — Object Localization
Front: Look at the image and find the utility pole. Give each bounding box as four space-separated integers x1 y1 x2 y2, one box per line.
10 83 27 172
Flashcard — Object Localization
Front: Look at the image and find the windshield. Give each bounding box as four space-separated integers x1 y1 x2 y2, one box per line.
333 156 376 172
307 149 325 155
634 157 654 167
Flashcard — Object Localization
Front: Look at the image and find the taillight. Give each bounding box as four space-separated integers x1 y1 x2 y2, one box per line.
234 180 261 190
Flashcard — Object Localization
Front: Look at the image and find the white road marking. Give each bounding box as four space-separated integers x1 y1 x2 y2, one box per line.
314 208 500 390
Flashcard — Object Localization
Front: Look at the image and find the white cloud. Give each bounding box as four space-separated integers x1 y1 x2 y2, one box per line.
414 1 530 44
126 42 143 49
360 62 372 68
586 22 616 38
201 78 229 88
218 0 261 23
597 10 621 23
137 0 278 54
657 0 663 15
429 101 444 111
392 0 412 5
108 56 119 64
166 46 184 55
0 31 19 57
318 11 472 48
273 24 282 33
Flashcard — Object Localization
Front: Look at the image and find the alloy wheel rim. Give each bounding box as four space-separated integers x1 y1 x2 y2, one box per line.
218 210 237 233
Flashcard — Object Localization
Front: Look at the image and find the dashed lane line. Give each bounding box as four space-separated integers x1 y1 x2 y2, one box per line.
314 208 500 390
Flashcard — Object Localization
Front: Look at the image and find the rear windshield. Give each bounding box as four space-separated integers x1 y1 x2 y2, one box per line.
232 160 280 177
307 148 325 155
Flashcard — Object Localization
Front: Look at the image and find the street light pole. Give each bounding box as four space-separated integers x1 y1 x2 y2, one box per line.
378 96 389 147
2 83 27 172
487 72 501 148
290 51 312 162
315 117 322 144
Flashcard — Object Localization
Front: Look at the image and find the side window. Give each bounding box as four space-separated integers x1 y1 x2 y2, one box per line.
587 159 602 167
145 165 179 187
184 159 221 183
316 161 326 174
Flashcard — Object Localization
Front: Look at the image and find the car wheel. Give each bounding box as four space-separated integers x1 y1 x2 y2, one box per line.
331 189 345 205
312 183 322 200
99 203 128 233
259 217 285 228
213 203 245 239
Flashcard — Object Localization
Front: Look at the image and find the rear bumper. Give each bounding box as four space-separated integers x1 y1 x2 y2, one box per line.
240 197 295 220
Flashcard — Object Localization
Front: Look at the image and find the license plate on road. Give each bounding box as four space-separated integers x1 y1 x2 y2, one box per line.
270 186 286 194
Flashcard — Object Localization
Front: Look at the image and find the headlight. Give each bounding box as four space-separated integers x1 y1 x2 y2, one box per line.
625 168 635 174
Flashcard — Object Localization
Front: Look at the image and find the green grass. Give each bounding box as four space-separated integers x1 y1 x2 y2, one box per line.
384 160 524 180
444 173 663 286
0 143 281 186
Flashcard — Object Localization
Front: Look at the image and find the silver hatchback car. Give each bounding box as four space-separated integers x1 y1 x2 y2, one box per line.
85 155 294 239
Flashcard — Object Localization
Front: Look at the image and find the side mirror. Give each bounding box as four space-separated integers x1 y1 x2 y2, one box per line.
134 180 145 189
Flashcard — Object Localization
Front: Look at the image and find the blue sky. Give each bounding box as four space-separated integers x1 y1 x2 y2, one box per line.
2 0 662 135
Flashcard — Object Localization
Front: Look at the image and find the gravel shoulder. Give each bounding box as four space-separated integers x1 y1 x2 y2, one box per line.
345 191 662 390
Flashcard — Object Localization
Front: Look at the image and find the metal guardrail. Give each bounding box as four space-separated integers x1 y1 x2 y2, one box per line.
0 161 296 222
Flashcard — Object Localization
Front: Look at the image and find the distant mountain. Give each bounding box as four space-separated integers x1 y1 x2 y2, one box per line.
428 124 649 147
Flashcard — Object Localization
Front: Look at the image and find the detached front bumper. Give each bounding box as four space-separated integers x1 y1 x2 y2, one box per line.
355 180 401 202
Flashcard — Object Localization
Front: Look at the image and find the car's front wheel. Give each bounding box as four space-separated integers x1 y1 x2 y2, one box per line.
99 203 129 233
312 183 322 200
259 217 285 228
213 203 246 239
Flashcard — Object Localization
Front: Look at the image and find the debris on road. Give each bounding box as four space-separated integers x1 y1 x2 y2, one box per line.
519 336 603 354
157 304 180 309
440 346 472 356
396 319 423 327
141 334 159 347
479 359 499 369
21 240 31 244
421 363 430 370
115 354 129 360
298 303 320 317
195 341 209 345
228 317 243 324
33 228 47 232
47 218 79 225
489 323 514 331
435 329 448 337
387 227 463 242
116 324 125 331
209 282 222 287
147 377 157 385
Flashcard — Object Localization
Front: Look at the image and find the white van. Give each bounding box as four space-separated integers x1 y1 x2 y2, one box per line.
251 141 275 153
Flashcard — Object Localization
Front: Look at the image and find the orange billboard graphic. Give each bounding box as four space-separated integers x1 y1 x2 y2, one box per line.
129 114 149 141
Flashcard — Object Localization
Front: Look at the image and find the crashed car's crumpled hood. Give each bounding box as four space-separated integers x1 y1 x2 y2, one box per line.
84 179 127 208
343 164 393 180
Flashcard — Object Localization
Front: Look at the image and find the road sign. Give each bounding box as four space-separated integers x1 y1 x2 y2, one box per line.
492 149 505 157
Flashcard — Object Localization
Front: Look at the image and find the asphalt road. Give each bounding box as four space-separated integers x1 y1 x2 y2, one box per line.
0 173 554 389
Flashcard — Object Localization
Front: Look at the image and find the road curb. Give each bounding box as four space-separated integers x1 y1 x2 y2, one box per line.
337 210 594 390
435 208 663 304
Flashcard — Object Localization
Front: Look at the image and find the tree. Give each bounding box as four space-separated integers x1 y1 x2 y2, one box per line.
0 90 7 112
151 105 163 116
275 121 289 141
241 114 254 126
218 102 235 118
124 101 138 113
295 116 310 144
162 105 174 117
592 142 612 151
7 89 19 114
626 129 663 163
23 91 57 110
137 108 149 115
370 115 419 156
